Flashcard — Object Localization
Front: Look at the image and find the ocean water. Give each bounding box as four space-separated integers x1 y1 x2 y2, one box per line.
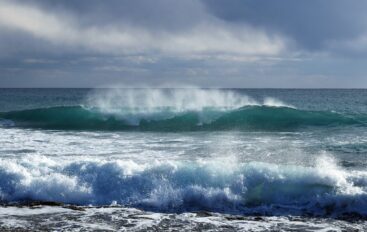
0 88 366 231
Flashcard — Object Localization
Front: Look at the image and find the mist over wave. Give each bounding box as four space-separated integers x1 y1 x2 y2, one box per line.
1 88 362 131
86 88 261 113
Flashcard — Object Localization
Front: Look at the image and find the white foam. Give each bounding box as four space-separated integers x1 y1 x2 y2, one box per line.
0 206 364 231
0 154 366 216
0 206 72 216
263 97 295 108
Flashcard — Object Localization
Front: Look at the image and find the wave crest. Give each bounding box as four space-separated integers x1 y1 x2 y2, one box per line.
86 89 259 113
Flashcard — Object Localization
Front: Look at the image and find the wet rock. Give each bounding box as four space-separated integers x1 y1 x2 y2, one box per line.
225 215 246 221
63 205 85 211
195 211 213 217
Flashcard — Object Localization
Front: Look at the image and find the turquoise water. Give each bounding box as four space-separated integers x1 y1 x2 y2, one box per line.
0 88 366 220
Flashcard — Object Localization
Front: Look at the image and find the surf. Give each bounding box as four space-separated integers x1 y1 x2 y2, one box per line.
0 155 366 217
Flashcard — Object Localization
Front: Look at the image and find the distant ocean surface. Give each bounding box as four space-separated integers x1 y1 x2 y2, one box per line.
0 88 366 231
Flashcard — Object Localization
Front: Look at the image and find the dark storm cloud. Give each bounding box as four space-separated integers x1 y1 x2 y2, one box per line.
202 0 367 52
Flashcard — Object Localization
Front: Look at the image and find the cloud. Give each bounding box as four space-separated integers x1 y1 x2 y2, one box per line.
0 0 367 87
0 0 286 56
202 0 367 53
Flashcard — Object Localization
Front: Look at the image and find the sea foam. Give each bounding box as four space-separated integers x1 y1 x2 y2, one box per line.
0 155 366 217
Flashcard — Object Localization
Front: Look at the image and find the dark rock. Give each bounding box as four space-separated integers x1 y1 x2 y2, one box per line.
63 205 85 211
195 211 213 217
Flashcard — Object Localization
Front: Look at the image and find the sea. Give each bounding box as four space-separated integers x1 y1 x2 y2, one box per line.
0 88 366 231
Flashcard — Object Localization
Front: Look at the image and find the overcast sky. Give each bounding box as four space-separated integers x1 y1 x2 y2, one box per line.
0 0 367 88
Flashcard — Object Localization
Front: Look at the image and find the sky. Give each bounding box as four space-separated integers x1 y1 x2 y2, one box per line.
0 0 367 88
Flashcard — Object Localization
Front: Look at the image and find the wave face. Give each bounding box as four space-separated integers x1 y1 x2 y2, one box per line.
0 105 362 131
0 156 366 217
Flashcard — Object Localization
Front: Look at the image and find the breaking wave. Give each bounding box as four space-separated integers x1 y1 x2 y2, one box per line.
0 156 366 217
0 105 362 131
0 89 364 131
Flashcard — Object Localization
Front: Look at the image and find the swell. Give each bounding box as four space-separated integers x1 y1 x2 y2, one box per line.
0 157 366 217
0 105 363 131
